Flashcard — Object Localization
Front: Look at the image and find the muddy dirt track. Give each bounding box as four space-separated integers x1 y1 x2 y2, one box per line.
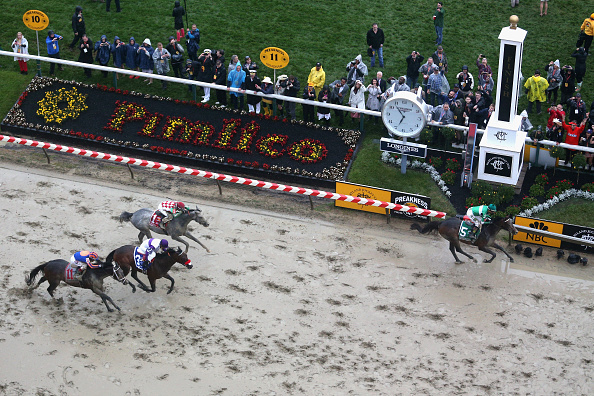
0 145 593 395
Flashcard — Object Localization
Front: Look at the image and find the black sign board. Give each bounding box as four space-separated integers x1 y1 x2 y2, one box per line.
497 44 516 123
484 152 513 177
380 138 427 158
561 223 594 252
391 191 432 220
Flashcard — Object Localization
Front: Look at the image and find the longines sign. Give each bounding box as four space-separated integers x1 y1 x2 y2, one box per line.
380 138 427 158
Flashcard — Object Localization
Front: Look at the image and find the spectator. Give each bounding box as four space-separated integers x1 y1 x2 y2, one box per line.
185 24 200 61
185 58 198 91
561 119 587 166
11 32 29 75
348 80 367 124
244 69 262 113
511 0 519 8
547 104 565 132
580 128 593 170
346 55 368 87
106 0 121 13
198 49 214 102
431 102 454 144
560 65 576 105
213 59 227 107
405 51 424 89
152 42 171 89
138 38 155 84
260 76 274 116
394 76 410 93
317 85 332 125
94 35 111 78
125 37 140 79
376 71 387 93
307 62 326 97
227 64 246 110
449 95 465 142
476 54 492 77
78 34 93 79
243 55 258 74
419 57 437 93
567 94 587 123
477 73 494 95
366 23 384 68
46 31 64 76
274 74 288 117
427 67 443 106
472 91 488 124
330 77 349 125
462 95 475 126
172 1 185 41
524 70 549 114
589 100 594 130
571 47 587 91
530 126 545 145
432 46 448 74
111 36 126 77
366 78 382 123
228 55 239 74
548 118 564 143
302 84 316 123
166 36 185 78
539 0 548 17
576 13 594 54
284 75 300 121
212 49 225 66
519 110 533 132
69 6 86 50
450 83 464 101
433 2 445 45
456 65 474 94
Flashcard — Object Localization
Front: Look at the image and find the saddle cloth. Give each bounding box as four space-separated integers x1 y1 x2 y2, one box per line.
149 211 163 229
133 247 149 272
459 218 475 241
64 263 78 281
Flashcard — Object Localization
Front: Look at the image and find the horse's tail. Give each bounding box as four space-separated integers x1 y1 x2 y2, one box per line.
26 263 47 286
119 211 134 223
410 221 441 234
104 250 115 265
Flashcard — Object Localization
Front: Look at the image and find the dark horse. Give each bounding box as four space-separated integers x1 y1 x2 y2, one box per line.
25 259 131 312
105 245 192 294
411 215 518 264
119 207 210 253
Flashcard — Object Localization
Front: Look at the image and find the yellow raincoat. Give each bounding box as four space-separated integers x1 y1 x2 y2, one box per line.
524 75 549 102
307 66 326 95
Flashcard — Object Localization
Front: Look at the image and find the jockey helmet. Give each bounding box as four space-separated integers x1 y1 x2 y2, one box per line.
488 204 496 212
177 202 186 210
160 239 169 249
89 252 99 259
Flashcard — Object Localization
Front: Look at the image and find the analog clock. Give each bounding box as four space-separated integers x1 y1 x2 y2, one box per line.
381 91 428 139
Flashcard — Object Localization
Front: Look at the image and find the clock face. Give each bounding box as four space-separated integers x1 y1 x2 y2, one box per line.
382 92 427 138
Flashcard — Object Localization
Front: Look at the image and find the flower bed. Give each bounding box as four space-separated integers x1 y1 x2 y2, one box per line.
2 77 362 184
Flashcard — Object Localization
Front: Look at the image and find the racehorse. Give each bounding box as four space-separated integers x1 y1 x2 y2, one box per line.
119 207 210 253
410 215 518 264
25 259 132 312
105 245 192 294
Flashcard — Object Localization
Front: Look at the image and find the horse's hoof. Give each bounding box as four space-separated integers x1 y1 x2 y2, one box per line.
455 261 463 264
167 289 173 295
473 258 478 263
107 308 114 312
509 258 514 263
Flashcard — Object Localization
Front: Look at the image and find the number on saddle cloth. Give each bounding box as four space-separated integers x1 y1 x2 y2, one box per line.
459 218 476 241
150 211 164 229
133 247 149 271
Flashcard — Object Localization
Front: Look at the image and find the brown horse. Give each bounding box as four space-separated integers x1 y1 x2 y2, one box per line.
105 245 192 294
25 259 131 312
411 215 518 264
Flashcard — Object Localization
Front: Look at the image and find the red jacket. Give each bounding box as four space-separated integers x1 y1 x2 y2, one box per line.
562 120 585 149
547 108 565 128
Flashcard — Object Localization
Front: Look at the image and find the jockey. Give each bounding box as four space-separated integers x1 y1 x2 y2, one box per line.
466 204 496 237
136 238 169 273
156 200 186 228
70 250 100 279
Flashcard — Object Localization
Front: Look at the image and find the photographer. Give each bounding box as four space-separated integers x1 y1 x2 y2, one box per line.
198 49 214 102
152 42 171 89
94 35 112 78
329 77 349 125
166 36 185 78
213 59 227 107
346 55 368 87
476 54 492 77
46 31 64 76
284 75 300 121
111 36 126 77
274 75 288 117
405 51 424 89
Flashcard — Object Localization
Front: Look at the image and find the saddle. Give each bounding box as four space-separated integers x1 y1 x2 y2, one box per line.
150 211 165 229
64 263 84 285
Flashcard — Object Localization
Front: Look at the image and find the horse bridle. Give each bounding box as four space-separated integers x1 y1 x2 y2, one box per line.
112 262 128 284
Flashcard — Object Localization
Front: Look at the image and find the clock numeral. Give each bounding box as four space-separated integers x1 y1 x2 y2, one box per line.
389 106 394 109
416 110 420 113
389 120 392 124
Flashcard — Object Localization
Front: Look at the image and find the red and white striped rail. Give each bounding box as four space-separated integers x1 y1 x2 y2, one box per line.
0 134 447 218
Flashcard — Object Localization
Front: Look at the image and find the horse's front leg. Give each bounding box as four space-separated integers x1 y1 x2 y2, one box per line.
183 231 210 253
492 242 514 262
163 274 175 294
130 268 150 292
171 236 191 254
479 246 497 263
